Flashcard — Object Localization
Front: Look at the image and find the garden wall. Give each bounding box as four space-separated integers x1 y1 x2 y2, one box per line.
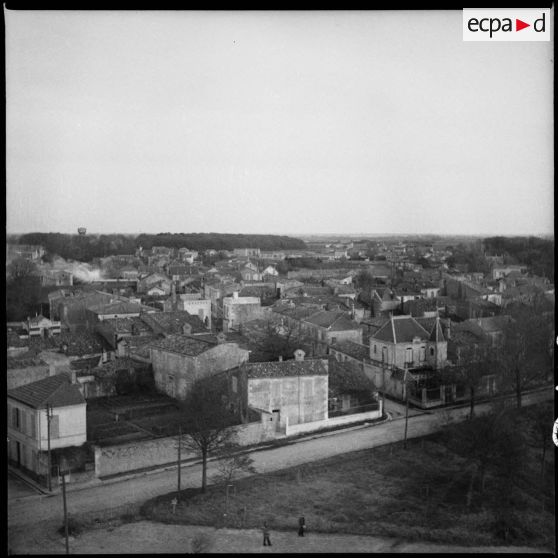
285 401 383 436
94 413 276 478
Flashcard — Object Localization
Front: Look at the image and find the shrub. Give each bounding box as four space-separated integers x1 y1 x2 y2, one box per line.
57 516 83 537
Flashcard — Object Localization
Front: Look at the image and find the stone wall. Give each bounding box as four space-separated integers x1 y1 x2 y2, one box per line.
152 343 250 401
93 414 276 478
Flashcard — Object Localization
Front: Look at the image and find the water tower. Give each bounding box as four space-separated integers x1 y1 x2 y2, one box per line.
78 227 87 235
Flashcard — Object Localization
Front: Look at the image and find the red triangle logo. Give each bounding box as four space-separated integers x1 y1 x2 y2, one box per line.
516 19 530 31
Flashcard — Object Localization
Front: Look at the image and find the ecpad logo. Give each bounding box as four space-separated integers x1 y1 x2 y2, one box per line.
463 9 551 41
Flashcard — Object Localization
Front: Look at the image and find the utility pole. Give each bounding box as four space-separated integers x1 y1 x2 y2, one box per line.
177 426 182 500
381 352 386 417
46 404 53 492
403 368 409 450
61 470 70 554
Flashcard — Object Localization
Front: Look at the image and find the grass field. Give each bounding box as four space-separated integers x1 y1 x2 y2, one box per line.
140 402 555 550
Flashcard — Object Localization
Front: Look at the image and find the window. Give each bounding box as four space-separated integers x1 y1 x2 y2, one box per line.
232 376 238 393
373 345 377 354
430 347 435 356
419 347 426 362
382 346 388 363
50 415 60 439
30 414 36 439
331 337 337 344
405 347 413 364
12 407 20 430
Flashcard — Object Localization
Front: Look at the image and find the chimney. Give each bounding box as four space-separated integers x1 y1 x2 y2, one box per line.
294 349 305 362
278 355 283 362
182 323 192 336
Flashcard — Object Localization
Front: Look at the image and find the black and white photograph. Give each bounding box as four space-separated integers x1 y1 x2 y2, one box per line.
6 8 555 554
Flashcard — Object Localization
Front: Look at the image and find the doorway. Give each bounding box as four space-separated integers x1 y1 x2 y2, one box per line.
271 409 281 431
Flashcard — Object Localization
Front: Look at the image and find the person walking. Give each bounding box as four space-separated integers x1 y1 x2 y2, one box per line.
298 515 306 537
262 521 272 547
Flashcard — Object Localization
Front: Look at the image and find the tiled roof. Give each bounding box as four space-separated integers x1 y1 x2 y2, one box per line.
103 317 152 334
149 334 218 356
7 356 48 369
88 301 154 315
125 334 163 358
70 356 102 370
8 373 85 409
330 340 370 361
243 358 327 378
272 305 321 321
372 315 429 344
141 311 206 334
58 330 110 356
304 311 360 331
9 330 110 357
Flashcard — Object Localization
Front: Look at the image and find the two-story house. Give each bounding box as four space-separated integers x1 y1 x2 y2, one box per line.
368 315 451 407
149 332 250 400
7 373 86 483
225 349 328 432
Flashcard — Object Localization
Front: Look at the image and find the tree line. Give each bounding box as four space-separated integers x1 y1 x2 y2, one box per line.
483 236 554 280
11 232 306 263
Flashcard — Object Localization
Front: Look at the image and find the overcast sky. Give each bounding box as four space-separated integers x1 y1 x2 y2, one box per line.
5 10 554 237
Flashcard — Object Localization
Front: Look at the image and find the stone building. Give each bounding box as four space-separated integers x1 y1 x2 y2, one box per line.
149 333 250 400
226 349 328 432
223 292 266 332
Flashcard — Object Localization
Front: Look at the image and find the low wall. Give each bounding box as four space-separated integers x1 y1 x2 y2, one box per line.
93 403 381 479
285 402 383 436
94 414 276 478
94 437 198 478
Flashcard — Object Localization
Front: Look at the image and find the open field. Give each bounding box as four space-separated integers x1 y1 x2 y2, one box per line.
140 402 555 550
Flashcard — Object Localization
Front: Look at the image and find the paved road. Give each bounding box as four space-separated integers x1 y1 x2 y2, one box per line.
8 388 552 531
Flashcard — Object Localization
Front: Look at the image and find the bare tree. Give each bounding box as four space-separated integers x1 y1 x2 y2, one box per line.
496 306 553 408
255 317 315 360
212 445 256 486
178 377 237 493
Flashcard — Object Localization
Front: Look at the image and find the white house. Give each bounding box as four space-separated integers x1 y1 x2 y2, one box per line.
7 373 87 482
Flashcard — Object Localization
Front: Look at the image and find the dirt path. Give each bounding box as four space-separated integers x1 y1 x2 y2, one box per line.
7 519 550 554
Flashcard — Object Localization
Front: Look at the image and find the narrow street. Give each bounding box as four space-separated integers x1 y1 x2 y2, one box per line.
8 387 552 533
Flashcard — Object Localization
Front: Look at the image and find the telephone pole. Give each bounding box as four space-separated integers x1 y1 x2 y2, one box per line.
403 368 410 450
61 471 70 554
177 426 182 500
46 403 53 491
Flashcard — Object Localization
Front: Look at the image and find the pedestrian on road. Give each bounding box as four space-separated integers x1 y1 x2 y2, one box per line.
298 515 306 537
262 521 271 547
